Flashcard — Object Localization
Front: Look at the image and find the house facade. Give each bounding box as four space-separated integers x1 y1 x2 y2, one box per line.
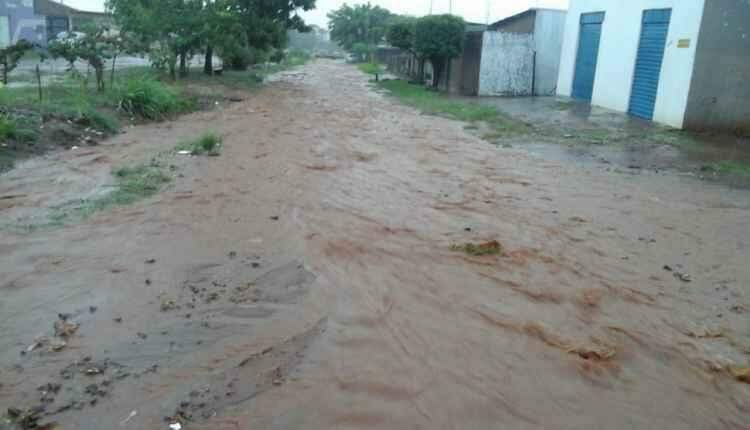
557 0 750 132
0 0 111 48
479 8 566 96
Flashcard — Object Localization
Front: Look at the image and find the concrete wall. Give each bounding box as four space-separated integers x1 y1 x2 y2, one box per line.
533 10 566 96
557 0 705 128
684 0 750 133
478 32 534 96
489 11 535 34
0 0 46 46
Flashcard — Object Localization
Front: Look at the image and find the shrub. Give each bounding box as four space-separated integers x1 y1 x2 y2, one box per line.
175 132 222 156
0 115 17 140
115 78 185 120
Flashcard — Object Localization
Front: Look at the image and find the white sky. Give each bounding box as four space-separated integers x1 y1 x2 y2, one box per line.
62 0 569 27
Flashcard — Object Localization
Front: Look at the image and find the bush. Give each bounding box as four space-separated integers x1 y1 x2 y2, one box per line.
175 132 222 156
115 78 186 120
269 50 285 63
358 62 384 75
0 115 17 140
223 46 268 70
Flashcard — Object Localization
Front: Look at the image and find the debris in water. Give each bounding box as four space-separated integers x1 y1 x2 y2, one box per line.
450 240 503 256
731 366 750 383
663 265 673 272
674 272 692 283
177 151 192 155
53 316 79 338
89 306 98 314
119 410 137 426
145 259 156 264
169 423 182 430
270 216 280 221
114 317 123 323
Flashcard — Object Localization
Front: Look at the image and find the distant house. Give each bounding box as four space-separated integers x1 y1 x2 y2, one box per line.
557 0 750 132
478 8 566 96
0 0 111 48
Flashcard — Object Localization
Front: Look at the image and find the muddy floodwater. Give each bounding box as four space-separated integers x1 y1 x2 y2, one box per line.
1 60 749 429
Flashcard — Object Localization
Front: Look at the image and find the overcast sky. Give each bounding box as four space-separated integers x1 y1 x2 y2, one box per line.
63 0 569 27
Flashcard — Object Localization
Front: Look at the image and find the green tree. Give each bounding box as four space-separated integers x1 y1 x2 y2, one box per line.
0 40 33 85
328 3 393 61
48 25 117 91
386 16 424 81
415 14 464 88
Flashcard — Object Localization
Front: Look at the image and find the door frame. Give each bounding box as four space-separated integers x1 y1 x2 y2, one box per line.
571 11 606 101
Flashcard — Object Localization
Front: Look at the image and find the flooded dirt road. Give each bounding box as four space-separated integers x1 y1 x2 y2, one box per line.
1 60 749 429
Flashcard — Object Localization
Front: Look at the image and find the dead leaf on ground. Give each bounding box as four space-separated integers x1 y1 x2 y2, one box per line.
731 366 750 383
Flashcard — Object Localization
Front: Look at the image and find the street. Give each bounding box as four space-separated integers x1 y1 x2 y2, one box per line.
1 60 748 429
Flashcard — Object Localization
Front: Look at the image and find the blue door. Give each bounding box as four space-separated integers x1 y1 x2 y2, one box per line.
572 12 605 101
628 9 672 120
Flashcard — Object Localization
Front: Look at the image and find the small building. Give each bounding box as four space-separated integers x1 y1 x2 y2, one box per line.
0 0 111 48
478 8 566 96
556 0 750 132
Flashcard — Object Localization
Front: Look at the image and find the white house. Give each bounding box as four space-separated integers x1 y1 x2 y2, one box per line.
557 0 750 132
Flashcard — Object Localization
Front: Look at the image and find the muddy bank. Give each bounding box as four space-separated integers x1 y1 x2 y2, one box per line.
1 61 749 429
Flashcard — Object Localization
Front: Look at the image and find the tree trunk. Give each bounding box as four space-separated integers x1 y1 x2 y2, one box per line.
417 57 425 84
179 51 188 78
204 45 213 76
95 67 105 92
431 58 444 89
110 54 117 87
2 60 8 85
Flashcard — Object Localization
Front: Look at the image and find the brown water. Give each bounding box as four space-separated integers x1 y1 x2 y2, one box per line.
1 60 749 429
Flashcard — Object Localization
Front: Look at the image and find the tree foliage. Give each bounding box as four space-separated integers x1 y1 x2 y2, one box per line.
48 25 120 91
414 14 464 88
386 16 417 55
0 40 33 85
106 0 315 77
328 3 393 60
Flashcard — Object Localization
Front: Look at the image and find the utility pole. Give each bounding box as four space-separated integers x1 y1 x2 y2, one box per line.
485 0 491 24
429 0 433 15
449 0 453 14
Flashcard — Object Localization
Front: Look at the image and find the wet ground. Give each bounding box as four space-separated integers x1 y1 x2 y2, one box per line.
1 60 749 429
465 95 750 189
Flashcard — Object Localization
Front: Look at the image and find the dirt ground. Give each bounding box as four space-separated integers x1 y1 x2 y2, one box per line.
1 60 749 429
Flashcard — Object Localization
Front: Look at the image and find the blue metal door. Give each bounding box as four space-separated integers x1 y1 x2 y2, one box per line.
572 12 605 101
628 9 672 120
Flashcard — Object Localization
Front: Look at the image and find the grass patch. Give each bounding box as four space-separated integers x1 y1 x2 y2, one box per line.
704 161 750 176
555 100 575 111
76 162 171 218
115 77 193 121
450 240 503 256
0 115 18 140
377 80 531 138
175 133 222 156
358 62 384 76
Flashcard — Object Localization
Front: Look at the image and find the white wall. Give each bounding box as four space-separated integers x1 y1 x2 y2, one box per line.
556 0 705 128
534 10 567 95
479 32 534 96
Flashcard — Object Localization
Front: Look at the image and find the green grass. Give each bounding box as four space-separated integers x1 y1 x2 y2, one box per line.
358 62 384 76
115 77 193 121
0 115 18 140
378 80 496 122
60 161 172 220
704 160 750 176
555 100 575 111
175 133 222 156
450 240 503 256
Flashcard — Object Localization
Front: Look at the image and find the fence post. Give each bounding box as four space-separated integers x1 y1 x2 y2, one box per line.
36 64 42 102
